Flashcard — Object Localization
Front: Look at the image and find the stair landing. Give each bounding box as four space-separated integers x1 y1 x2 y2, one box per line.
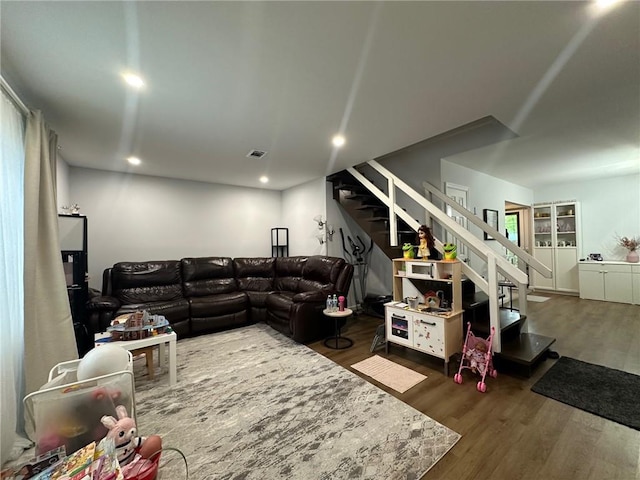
496 332 556 377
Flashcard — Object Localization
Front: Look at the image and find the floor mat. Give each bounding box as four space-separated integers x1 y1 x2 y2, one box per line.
351 355 427 393
531 356 640 430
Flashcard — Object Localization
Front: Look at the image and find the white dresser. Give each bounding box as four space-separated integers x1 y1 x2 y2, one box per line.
578 261 640 305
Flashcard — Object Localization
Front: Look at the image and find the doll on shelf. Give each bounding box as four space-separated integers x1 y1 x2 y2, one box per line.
417 225 440 260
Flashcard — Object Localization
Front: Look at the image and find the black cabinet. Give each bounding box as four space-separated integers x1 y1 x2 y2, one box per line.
59 214 91 356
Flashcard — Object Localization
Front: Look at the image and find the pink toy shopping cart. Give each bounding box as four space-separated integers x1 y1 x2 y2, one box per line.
454 322 497 392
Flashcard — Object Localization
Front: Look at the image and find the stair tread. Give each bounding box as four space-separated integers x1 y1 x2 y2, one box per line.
497 333 556 365
355 204 386 210
373 229 415 235
344 193 375 200
471 309 523 334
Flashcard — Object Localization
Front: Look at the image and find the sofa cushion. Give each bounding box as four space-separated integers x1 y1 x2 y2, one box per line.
116 299 190 319
264 291 296 335
112 261 184 304
182 257 237 297
298 256 346 292
233 257 275 293
274 256 307 292
264 290 296 313
189 291 249 317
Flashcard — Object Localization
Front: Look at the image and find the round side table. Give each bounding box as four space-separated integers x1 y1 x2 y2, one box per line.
323 307 354 349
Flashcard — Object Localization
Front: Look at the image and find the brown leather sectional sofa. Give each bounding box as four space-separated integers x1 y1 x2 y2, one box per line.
87 255 353 344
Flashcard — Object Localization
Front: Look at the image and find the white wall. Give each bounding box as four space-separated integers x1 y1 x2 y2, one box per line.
55 155 70 210
534 173 640 261
441 159 534 238
281 177 327 256
70 167 281 289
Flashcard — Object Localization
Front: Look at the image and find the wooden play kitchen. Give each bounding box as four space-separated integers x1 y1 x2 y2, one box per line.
385 259 463 376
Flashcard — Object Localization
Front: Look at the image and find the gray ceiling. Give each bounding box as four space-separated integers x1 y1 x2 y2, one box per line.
1 1 638 191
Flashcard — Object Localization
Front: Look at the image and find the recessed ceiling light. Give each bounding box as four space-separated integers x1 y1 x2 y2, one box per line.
259 176 269 184
122 73 145 89
332 135 346 148
127 156 141 165
595 0 619 8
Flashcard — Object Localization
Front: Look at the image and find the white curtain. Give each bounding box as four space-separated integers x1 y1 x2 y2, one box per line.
23 111 78 396
0 91 26 465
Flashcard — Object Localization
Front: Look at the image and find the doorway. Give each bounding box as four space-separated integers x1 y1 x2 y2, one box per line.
505 201 531 272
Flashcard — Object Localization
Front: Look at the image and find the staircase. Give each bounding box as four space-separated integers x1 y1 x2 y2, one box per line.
329 170 415 259
327 166 556 376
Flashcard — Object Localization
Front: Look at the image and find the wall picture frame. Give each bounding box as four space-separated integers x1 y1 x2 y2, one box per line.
483 208 498 240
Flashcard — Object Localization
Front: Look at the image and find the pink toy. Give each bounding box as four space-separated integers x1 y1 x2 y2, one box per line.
454 322 497 392
338 296 345 311
101 405 162 468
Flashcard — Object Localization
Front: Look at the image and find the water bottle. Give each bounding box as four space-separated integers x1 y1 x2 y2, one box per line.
332 294 338 312
326 295 332 312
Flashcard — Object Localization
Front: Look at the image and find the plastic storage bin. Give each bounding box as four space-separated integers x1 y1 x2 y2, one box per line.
23 354 136 456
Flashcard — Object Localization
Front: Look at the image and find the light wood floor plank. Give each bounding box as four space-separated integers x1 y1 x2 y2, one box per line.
308 293 640 479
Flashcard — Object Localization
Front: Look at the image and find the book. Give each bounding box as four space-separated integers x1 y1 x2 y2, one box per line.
46 442 95 480
90 438 123 480
2 446 66 479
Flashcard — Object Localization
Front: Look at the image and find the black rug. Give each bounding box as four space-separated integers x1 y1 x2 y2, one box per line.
531 356 640 430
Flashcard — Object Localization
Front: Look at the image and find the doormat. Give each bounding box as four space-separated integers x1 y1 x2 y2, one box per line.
526 295 550 302
531 356 640 430
351 355 427 393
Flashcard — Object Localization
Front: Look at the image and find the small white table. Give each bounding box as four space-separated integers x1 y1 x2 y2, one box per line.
95 331 177 386
323 308 354 349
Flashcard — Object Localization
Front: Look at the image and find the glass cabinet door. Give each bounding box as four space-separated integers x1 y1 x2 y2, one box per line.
533 205 552 247
555 203 576 248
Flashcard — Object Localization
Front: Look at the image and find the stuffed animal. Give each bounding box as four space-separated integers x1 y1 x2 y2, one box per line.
101 405 162 467
402 243 415 259
443 243 457 260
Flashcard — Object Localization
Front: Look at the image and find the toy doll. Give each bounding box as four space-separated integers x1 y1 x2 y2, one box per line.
417 225 437 259
466 340 488 376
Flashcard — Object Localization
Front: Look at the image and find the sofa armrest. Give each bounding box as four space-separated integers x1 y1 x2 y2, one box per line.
86 296 121 334
86 295 121 312
292 291 327 303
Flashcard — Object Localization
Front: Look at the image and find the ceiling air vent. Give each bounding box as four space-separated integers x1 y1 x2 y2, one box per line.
246 149 267 159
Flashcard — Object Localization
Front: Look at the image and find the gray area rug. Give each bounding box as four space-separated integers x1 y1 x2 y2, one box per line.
531 356 640 430
134 324 460 479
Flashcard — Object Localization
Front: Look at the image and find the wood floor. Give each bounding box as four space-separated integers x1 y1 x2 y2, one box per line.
308 294 640 480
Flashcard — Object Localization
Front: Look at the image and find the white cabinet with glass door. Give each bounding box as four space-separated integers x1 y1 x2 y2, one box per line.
532 201 580 293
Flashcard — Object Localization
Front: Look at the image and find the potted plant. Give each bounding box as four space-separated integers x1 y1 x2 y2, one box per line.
617 235 639 263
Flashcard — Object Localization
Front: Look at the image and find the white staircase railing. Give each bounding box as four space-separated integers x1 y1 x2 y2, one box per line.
347 160 553 353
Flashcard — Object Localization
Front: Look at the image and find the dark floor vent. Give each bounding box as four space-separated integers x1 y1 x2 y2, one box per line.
246 149 267 159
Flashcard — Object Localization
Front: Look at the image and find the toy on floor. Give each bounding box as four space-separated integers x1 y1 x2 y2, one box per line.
454 322 497 393
101 405 162 469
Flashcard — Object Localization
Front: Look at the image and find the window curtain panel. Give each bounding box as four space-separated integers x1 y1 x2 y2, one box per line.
0 92 26 465
23 110 77 396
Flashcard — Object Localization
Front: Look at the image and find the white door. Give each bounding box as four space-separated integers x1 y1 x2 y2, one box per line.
532 248 554 290
443 183 468 258
555 248 579 292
